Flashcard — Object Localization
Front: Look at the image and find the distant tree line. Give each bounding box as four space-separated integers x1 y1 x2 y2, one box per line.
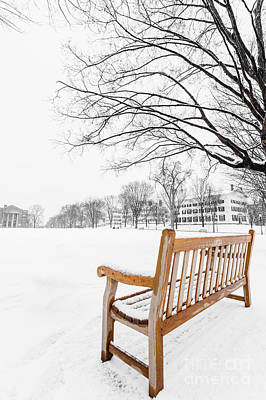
46 182 167 229
46 199 105 229
46 159 266 229
46 161 189 229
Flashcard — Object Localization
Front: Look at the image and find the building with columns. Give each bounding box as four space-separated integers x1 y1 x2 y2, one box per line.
0 205 30 228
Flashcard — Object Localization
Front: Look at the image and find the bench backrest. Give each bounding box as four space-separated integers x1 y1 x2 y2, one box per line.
149 229 254 322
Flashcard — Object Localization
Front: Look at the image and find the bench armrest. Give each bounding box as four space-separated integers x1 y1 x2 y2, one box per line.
97 266 154 288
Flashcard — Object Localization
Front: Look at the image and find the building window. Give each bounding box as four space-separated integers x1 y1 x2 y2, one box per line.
193 216 198 222
182 217 186 223
218 207 225 212
187 217 192 223
219 215 225 221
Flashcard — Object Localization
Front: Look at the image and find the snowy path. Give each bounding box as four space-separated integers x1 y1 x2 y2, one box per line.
0 228 265 400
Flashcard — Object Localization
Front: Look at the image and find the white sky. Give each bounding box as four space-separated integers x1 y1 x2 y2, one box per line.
0 24 150 221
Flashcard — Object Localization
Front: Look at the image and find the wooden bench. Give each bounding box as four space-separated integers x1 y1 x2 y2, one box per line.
97 229 255 397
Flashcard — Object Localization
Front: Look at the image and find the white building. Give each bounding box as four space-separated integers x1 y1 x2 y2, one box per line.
0 205 30 228
176 187 249 227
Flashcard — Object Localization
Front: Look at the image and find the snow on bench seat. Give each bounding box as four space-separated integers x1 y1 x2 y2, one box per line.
111 274 214 325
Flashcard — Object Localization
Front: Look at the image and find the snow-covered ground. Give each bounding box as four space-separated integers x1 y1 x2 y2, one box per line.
0 228 265 400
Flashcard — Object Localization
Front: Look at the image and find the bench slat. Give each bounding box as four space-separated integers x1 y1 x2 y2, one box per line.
186 250 198 307
237 243 244 280
195 248 205 302
202 247 213 298
215 245 224 291
226 243 234 286
240 243 247 278
173 234 251 252
166 252 180 318
230 243 239 283
176 250 190 312
239 243 247 278
209 246 219 295
221 245 230 288
234 242 243 281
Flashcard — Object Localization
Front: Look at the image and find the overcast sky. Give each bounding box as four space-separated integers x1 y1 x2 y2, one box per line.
0 23 150 221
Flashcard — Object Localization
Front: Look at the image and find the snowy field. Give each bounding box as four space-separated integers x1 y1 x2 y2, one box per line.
0 228 265 400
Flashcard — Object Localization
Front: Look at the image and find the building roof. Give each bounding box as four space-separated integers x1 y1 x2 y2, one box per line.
183 189 249 203
0 205 27 213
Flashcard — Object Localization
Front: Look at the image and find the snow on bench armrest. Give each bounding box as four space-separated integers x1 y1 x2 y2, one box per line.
97 265 154 288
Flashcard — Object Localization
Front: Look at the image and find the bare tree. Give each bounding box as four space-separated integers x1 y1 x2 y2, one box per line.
152 160 190 229
142 200 154 228
159 205 168 227
149 200 168 228
118 192 130 227
0 1 78 31
121 181 153 228
230 169 266 208
46 202 83 228
205 185 221 232
192 176 210 228
83 198 104 228
29 204 44 228
150 201 160 229
56 1 266 177
0 1 30 31
76 202 86 228
247 202 258 228
60 204 80 228
104 195 116 227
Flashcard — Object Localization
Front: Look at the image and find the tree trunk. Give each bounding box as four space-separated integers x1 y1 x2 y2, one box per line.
201 206 204 227
170 208 175 229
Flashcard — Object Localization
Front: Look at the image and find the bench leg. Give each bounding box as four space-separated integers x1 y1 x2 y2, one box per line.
101 277 118 362
243 276 251 308
148 324 164 397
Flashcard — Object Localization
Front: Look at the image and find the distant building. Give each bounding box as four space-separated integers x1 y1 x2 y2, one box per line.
176 187 249 227
0 205 30 228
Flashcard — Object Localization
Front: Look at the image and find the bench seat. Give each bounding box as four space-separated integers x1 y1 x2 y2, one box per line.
112 273 218 325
